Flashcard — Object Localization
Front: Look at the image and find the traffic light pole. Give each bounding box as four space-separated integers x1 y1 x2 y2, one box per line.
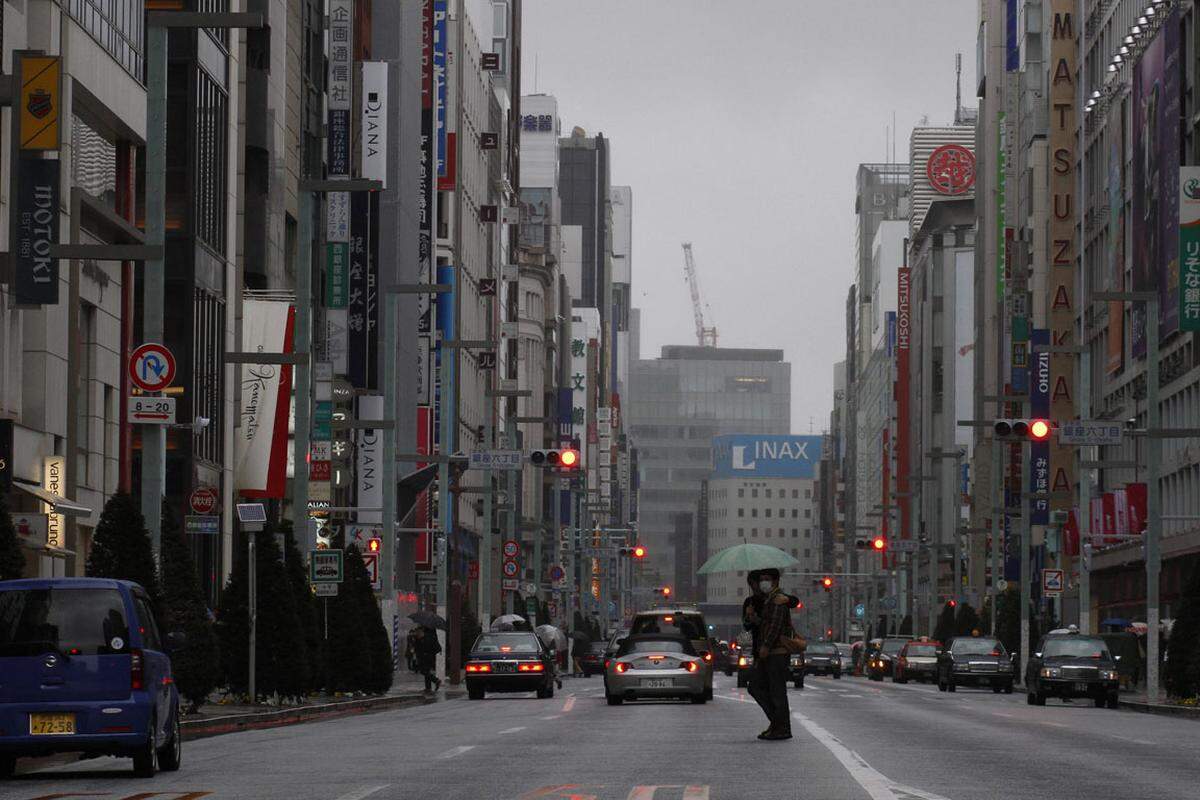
1019 430 1031 686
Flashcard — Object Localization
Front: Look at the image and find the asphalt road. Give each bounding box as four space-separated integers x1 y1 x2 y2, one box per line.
5 673 1199 800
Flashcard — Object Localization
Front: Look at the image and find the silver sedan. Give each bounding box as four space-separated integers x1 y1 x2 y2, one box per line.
604 636 708 705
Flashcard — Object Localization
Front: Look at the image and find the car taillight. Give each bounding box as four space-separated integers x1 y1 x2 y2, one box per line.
130 648 145 691
702 651 713 662
685 662 699 673
465 663 492 673
738 656 748 667
517 662 545 672
615 663 629 673
604 659 611 669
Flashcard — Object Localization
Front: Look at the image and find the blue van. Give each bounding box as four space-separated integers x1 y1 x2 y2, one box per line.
0 578 183 778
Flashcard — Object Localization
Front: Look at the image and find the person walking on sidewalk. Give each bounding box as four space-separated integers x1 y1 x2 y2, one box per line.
747 568 798 740
413 625 442 693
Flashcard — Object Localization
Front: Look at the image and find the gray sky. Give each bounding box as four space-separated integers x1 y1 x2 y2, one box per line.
520 0 978 431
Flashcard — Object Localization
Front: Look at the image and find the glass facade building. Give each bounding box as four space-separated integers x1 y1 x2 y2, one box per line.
628 346 790 598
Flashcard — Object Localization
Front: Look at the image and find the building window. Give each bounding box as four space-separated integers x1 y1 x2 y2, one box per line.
792 489 799 499
792 509 798 518
766 508 772 518
192 289 226 464
194 71 229 252
765 488 772 498
792 529 799 537
738 488 744 498
76 303 96 486
751 509 758 518
806 488 812 499
738 528 744 536
751 528 758 537
67 0 145 79
738 508 744 518
779 508 785 517
805 509 812 518
804 549 811 559
72 116 118 210
752 489 758 498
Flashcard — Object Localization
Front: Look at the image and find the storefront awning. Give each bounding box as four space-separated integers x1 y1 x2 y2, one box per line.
13 480 94 518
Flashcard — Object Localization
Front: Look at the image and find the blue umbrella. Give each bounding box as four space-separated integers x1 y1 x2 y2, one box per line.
1100 618 1131 629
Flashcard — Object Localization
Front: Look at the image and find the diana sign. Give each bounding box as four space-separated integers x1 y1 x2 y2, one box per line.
712 435 822 479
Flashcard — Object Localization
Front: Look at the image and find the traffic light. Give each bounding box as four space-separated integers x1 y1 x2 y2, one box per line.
820 576 834 592
367 537 382 554
659 586 672 598
871 536 887 552
529 448 581 469
994 419 1054 441
618 545 648 558
947 598 958 608
854 537 869 549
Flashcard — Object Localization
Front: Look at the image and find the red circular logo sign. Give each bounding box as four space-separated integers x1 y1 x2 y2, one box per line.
189 487 219 515
926 144 976 196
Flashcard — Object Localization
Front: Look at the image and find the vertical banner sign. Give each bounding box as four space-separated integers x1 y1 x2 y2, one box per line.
348 192 378 389
417 0 436 409
571 337 590 471
357 395 384 525
14 158 60 306
43 456 65 549
360 62 388 188
1107 104 1126 372
1179 166 1200 330
1132 9 1181 354
19 55 61 151
327 0 354 177
325 242 349 309
1048 2 1077 513
895 265 912 541
236 300 296 497
433 0 448 178
1030 329 1050 525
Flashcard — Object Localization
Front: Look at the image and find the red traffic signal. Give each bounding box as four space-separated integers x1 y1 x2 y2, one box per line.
530 448 580 469
560 448 579 467
821 576 833 591
632 545 646 559
661 586 672 598
367 537 382 554
948 599 957 608
872 536 886 551
1028 419 1052 442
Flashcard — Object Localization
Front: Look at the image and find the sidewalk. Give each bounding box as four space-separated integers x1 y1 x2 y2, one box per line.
1116 691 1200 720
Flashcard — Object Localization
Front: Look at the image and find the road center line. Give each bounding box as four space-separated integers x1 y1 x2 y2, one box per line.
562 696 576 712
332 785 391 800
438 745 476 760
498 726 527 734
792 710 955 800
540 714 562 720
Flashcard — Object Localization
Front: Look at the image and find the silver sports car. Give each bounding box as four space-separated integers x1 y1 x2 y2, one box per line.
605 634 707 705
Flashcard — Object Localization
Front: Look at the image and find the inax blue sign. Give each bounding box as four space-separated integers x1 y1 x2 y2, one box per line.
712 435 822 479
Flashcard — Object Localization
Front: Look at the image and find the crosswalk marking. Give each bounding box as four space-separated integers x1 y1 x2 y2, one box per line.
332 786 391 800
437 745 476 759
499 726 527 734
626 787 710 800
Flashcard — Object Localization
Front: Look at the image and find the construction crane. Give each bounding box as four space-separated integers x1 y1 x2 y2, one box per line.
681 242 718 347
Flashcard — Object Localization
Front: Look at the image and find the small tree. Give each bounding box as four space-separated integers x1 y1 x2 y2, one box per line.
1165 562 1200 700
281 523 322 694
954 603 981 637
994 587 1021 657
933 602 957 644
87 492 159 603
0 494 26 580
158 500 220 713
324 544 369 693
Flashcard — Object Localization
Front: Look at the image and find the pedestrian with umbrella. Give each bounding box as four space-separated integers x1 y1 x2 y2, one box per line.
409 621 443 693
570 629 591 677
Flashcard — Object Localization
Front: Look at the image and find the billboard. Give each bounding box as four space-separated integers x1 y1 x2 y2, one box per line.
711 435 822 480
1107 103 1126 373
1132 9 1181 355
1179 167 1200 330
236 299 295 497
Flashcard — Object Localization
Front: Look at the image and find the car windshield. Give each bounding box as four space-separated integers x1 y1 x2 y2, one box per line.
906 644 938 657
0 588 130 657
588 642 607 653
882 640 906 655
953 639 1005 656
807 644 836 655
631 614 705 640
1042 638 1112 660
619 639 694 656
472 634 541 653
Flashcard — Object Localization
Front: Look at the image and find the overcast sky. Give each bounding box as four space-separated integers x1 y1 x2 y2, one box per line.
519 0 978 432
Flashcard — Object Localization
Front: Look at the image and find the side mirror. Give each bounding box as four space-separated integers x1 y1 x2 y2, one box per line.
165 631 188 652
1033 652 1042 659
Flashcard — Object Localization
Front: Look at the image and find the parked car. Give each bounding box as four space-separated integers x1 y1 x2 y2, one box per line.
464 632 556 700
605 634 707 705
893 639 940 684
936 636 1014 693
1025 633 1120 708
804 643 842 678
0 578 185 779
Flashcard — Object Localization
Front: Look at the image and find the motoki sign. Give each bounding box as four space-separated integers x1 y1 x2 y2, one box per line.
926 143 976 196
14 157 61 306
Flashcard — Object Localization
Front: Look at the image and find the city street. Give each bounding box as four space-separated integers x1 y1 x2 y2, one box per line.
8 674 1198 800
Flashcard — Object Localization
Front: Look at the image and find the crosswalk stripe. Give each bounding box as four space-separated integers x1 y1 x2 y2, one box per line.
333 785 391 800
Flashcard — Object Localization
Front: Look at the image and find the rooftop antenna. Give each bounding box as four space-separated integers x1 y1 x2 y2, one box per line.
955 52 963 124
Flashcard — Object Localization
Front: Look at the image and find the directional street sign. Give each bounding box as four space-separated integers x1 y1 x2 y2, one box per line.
502 539 519 559
1041 568 1064 596
502 578 519 591
470 450 522 470
128 343 176 392
184 515 219 535
1058 420 1123 446
313 583 338 597
127 396 176 424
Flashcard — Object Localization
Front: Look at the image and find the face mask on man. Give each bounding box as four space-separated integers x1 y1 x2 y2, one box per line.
758 579 774 594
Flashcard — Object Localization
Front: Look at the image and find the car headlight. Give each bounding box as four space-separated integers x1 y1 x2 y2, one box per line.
1099 670 1117 681
1040 667 1061 679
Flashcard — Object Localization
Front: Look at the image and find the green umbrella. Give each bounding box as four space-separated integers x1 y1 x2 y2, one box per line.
696 542 798 575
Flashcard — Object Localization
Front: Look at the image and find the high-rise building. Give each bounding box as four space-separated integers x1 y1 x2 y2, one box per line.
559 130 611 322
627 346 790 596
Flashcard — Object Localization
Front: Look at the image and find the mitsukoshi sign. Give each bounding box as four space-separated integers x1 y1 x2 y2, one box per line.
712 435 822 480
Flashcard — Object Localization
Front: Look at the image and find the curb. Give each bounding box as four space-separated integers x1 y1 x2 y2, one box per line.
182 688 465 741
1117 699 1200 720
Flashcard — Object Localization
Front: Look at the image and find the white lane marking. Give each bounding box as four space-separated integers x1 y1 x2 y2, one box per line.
498 726 526 734
792 710 955 800
438 745 476 760
1039 721 1069 728
540 714 562 720
627 787 710 800
333 785 391 800
992 712 1015 718
841 693 864 698
562 696 576 712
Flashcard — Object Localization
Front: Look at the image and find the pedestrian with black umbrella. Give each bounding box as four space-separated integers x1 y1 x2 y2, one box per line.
412 625 442 692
